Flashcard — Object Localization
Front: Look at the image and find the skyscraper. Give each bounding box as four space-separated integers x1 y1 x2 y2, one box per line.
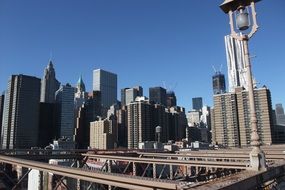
1 75 41 149
212 92 240 147
55 84 76 140
212 87 274 147
74 75 88 110
275 104 285 126
40 60 60 103
125 86 143 105
0 93 4 137
192 97 203 111
236 87 273 146
127 97 152 149
212 72 226 94
166 91 177 107
93 69 117 111
225 35 247 92
121 88 129 106
149 87 167 106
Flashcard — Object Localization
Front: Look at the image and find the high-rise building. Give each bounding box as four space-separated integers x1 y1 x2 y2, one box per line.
0 93 4 137
192 97 203 111
40 60 60 103
55 84 76 140
212 87 274 147
212 72 226 95
124 86 143 105
236 87 273 146
121 88 129 106
74 75 88 110
117 106 128 147
93 69 117 111
168 106 187 141
225 35 247 92
187 110 201 127
127 97 152 149
275 104 285 126
74 91 102 149
1 75 41 149
149 87 167 106
89 117 115 149
166 91 177 107
212 92 240 147
38 102 56 147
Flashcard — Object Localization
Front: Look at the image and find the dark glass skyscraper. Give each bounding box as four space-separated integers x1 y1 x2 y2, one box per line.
212 72 226 95
149 87 167 106
275 104 285 126
166 91 177 107
192 97 203 111
0 93 4 137
1 75 41 149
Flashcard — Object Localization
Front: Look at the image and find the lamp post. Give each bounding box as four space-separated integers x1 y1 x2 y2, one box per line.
220 0 266 171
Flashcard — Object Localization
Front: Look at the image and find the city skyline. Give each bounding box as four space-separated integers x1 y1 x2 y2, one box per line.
0 0 284 110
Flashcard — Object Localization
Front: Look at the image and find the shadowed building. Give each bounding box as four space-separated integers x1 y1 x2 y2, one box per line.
1 75 41 149
149 87 167 106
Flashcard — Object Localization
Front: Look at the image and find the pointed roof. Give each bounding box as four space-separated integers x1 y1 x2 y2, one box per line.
77 75 86 92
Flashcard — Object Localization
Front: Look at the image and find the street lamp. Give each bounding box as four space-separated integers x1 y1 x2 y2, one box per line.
220 0 266 171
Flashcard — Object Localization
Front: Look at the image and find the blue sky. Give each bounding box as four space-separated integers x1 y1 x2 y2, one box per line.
0 0 284 111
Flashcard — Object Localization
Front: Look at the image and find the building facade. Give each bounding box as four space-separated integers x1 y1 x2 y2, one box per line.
192 97 203 111
166 91 177 108
275 104 285 126
40 61 60 103
212 92 240 147
149 87 167 106
212 72 226 95
89 118 115 149
127 98 152 149
212 87 274 147
55 84 76 140
0 93 4 137
225 35 247 92
125 86 143 105
93 69 117 112
1 75 41 149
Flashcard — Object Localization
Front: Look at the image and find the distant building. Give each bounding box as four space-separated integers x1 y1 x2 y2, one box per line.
120 88 129 106
192 97 203 111
74 75 88 110
89 117 115 149
225 35 247 92
1 75 41 149
166 91 177 107
40 60 60 103
93 69 117 114
55 84 76 140
168 106 187 141
117 105 128 147
275 104 285 126
200 106 211 129
0 93 4 137
212 72 226 94
38 102 56 148
187 110 201 127
127 97 153 149
125 86 143 105
149 87 167 106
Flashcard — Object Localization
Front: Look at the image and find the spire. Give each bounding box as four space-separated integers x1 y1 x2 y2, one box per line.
77 74 86 92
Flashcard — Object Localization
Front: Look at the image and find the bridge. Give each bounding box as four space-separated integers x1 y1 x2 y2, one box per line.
0 145 284 189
